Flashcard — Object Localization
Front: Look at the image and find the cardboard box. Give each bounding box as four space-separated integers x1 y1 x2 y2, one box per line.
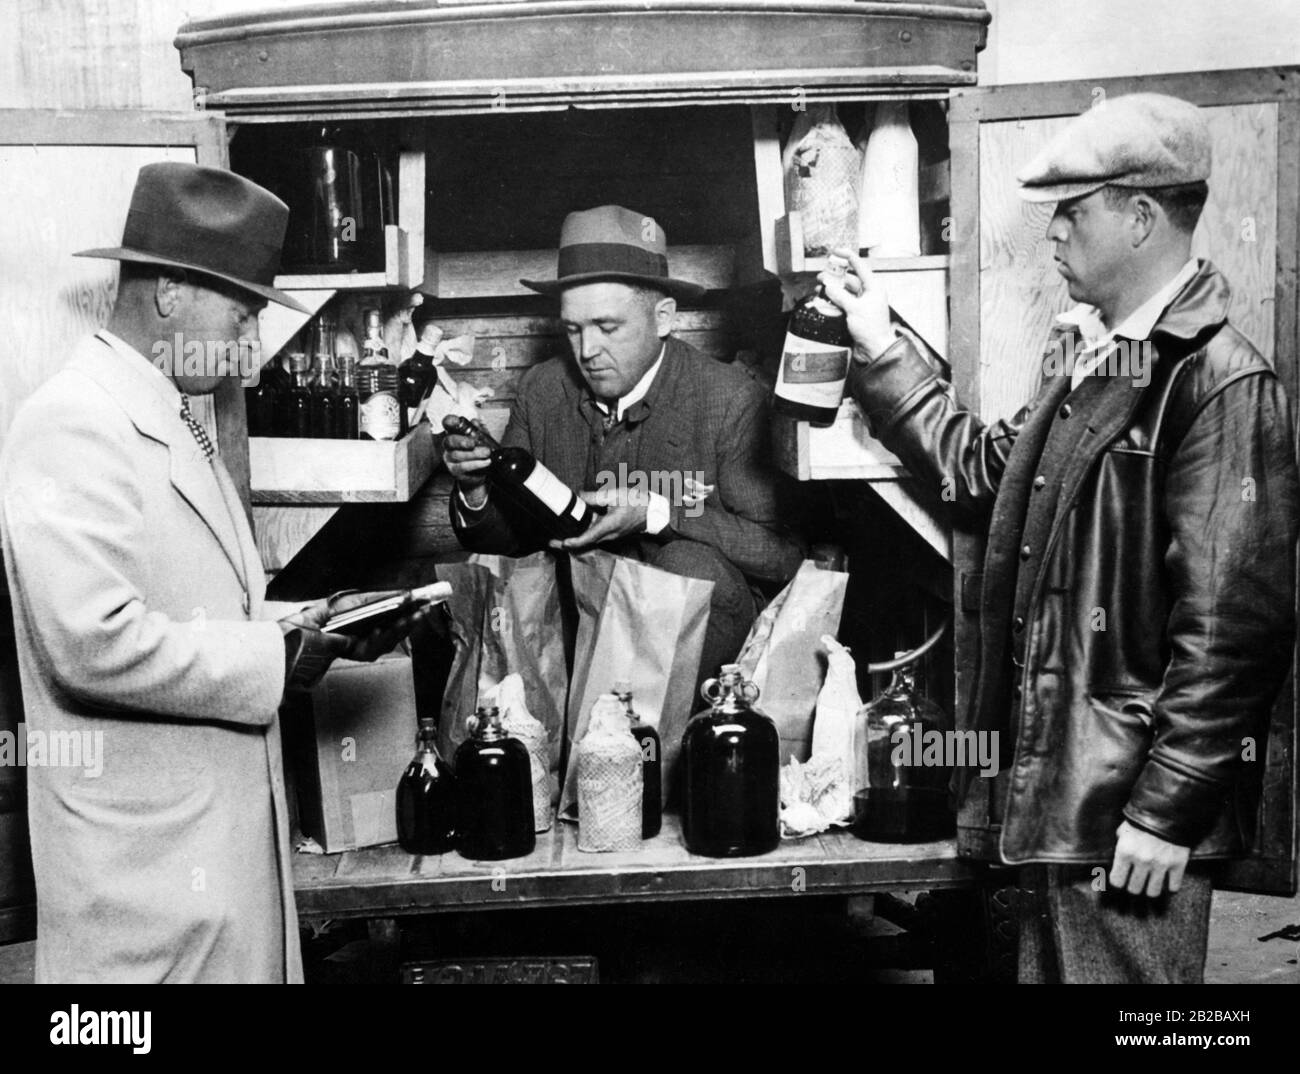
288 653 419 853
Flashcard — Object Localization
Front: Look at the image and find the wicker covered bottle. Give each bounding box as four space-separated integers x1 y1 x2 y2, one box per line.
682 664 780 857
575 694 644 852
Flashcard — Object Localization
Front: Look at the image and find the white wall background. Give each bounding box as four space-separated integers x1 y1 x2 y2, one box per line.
981 0 1300 85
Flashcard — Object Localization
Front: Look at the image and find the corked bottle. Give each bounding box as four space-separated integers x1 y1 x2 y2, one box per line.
575 694 644 852
453 706 535 861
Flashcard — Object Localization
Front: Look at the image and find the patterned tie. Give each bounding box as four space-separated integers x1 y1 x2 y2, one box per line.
601 408 618 434
179 394 215 461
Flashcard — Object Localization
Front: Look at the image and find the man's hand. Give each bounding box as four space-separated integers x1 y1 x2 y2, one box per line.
1109 820 1191 897
281 591 435 664
819 248 900 362
441 415 490 496
549 488 648 551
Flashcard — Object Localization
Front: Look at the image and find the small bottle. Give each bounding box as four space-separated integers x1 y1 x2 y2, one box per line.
358 364 406 441
772 254 853 426
361 308 390 366
334 354 360 440
681 663 780 857
443 415 604 541
851 656 956 843
613 681 661 838
453 706 535 861
576 694 644 852
275 351 312 438
396 717 456 855
245 362 279 437
398 324 439 428
308 317 338 439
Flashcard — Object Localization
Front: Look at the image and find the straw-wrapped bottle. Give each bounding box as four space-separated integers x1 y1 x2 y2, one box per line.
576 694 644 852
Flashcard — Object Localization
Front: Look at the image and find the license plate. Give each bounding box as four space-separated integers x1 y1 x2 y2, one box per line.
401 956 599 984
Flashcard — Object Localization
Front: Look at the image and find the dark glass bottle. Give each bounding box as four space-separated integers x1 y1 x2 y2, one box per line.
613 681 661 838
453 706 536 861
851 658 956 843
334 354 360 440
308 318 337 439
275 351 312 438
396 717 456 855
773 255 853 426
398 345 436 428
245 363 279 437
443 415 604 541
681 664 780 857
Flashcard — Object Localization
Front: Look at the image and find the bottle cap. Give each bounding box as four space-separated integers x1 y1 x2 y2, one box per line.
612 680 632 696
287 351 310 372
826 254 849 274
364 308 382 329
417 717 436 731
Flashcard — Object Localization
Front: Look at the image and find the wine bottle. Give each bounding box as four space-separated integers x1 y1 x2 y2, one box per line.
275 351 312 438
772 255 853 426
396 716 457 855
613 681 661 838
444 414 605 541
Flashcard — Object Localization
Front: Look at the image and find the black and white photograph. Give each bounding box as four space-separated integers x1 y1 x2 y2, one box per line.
0 0 1297 1044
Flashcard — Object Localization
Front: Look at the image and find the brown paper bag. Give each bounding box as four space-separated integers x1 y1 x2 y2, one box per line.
559 550 713 816
435 553 568 791
735 560 849 763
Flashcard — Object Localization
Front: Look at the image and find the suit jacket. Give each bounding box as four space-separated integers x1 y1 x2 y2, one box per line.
452 336 803 583
0 333 300 983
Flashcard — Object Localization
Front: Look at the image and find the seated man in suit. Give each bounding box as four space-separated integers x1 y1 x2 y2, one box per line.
444 205 803 680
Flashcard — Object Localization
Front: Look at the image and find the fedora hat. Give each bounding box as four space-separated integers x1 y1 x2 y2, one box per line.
521 205 706 302
76 162 309 313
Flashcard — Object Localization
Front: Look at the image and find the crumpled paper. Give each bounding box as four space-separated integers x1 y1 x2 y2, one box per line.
414 323 492 427
778 635 862 836
482 672 554 832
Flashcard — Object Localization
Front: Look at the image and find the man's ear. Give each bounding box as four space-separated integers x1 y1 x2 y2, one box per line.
1128 193 1159 248
653 295 677 338
154 270 187 318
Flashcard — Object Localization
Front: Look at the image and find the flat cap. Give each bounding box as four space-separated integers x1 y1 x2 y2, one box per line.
1016 92 1211 203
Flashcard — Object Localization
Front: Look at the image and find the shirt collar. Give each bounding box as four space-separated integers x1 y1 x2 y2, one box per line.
592 343 666 422
1055 257 1201 350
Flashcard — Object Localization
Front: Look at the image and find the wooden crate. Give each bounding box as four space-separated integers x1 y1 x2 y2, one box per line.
249 425 438 505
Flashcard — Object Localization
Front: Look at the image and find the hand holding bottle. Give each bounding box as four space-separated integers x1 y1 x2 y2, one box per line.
819 249 901 363
547 487 647 551
441 414 490 498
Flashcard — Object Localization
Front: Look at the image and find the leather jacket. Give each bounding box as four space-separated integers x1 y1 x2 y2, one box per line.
847 261 1299 863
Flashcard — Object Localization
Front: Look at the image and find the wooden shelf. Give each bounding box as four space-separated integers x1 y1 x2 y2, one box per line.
776 211 951 276
427 244 737 302
249 425 438 505
292 811 973 923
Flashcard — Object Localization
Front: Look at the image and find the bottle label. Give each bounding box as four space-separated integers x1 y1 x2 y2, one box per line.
360 390 401 440
522 460 579 519
775 332 850 410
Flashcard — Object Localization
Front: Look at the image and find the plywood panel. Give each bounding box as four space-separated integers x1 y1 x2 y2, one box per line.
0 143 197 452
977 102 1279 422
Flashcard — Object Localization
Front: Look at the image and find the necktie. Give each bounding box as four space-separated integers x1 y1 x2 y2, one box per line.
601 408 618 434
179 394 215 461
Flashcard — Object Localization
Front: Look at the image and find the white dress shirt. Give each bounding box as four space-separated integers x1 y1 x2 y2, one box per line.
1055 258 1200 389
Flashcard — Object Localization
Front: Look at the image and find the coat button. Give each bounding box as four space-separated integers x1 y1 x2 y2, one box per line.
1013 616 1025 632
1033 475 1046 490
1020 544 1032 560
1059 403 1073 419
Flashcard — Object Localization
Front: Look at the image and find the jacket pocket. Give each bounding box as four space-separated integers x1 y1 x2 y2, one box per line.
1073 693 1155 843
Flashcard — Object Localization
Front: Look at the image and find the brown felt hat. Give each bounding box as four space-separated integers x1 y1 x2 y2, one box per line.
1017 93 1212 204
75 162 309 313
521 205 706 302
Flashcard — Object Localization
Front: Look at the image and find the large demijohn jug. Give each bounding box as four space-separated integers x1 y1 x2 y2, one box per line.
681 664 780 857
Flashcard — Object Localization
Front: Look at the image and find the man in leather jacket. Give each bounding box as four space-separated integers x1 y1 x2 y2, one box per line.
825 94 1299 982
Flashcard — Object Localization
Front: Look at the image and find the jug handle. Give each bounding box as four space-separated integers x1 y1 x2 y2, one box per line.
700 677 724 705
